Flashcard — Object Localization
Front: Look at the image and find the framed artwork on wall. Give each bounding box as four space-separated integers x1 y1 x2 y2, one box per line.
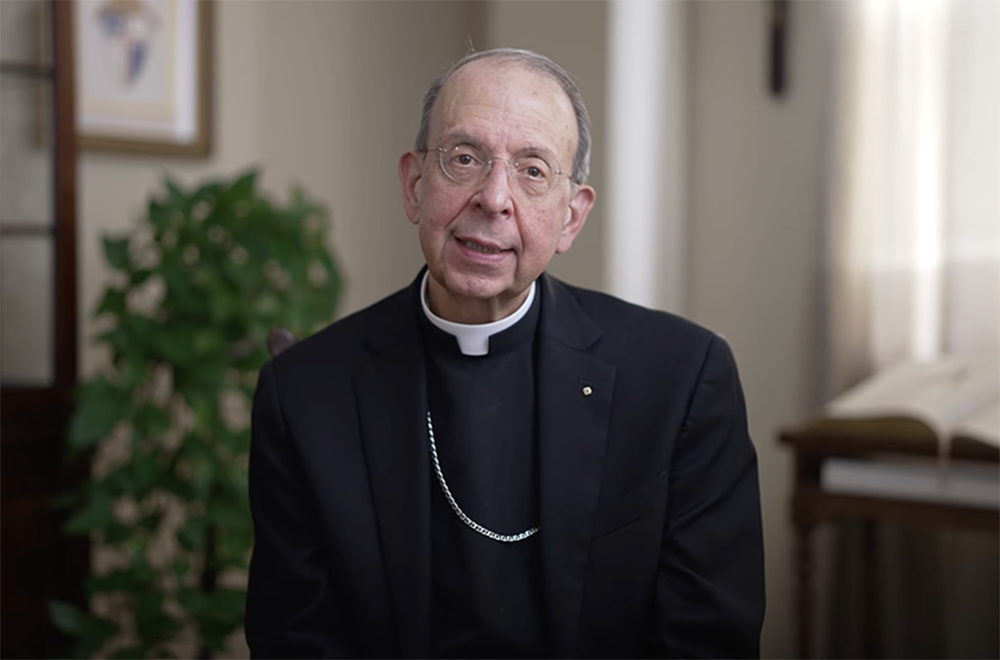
73 0 212 155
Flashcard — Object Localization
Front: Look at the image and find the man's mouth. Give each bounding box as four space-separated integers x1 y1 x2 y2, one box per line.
458 238 505 254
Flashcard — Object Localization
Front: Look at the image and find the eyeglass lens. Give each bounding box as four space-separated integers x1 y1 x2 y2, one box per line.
438 145 561 196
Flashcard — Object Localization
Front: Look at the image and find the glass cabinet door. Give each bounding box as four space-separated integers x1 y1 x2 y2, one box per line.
0 2 82 658
1 0 57 387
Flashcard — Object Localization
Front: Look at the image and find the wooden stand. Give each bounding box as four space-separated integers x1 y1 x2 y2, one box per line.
779 418 999 658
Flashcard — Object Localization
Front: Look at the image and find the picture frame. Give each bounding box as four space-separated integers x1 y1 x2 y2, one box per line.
73 0 212 156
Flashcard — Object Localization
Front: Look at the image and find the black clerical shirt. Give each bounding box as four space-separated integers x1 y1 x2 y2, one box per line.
419 290 547 659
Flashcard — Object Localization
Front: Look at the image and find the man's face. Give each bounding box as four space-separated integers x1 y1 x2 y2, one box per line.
399 60 596 323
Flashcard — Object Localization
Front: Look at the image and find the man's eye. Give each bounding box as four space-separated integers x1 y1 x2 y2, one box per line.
448 149 480 168
518 161 549 179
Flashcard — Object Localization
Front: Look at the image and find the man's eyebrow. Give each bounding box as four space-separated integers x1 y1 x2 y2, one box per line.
440 131 559 161
440 131 486 149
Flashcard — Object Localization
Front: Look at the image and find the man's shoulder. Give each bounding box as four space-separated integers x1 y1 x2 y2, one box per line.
550 276 718 346
547 276 740 389
267 283 413 373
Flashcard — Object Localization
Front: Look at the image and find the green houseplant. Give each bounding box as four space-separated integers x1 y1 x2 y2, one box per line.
51 170 340 658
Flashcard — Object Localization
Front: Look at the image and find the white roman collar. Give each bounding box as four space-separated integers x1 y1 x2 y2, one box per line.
420 271 537 357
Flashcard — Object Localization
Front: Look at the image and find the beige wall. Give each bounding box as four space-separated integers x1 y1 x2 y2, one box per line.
79 1 476 373
502 3 834 654
76 2 840 658
687 2 834 656
259 1 472 317
480 1 608 293
79 0 610 368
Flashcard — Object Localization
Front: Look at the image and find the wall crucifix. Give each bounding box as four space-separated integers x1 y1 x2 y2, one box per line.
769 0 790 96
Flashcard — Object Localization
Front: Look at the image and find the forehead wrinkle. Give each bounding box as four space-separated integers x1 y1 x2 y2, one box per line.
440 130 561 163
432 62 576 167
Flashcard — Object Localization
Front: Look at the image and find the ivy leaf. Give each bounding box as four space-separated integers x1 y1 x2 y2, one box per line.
203 588 247 629
164 178 187 211
95 326 130 357
117 355 150 391
177 515 207 551
95 288 127 317
205 500 249 530
137 510 164 533
231 428 251 455
151 646 176 660
130 268 154 286
103 237 131 272
85 569 146 599
123 549 155 584
159 325 196 366
134 591 177 641
197 591 247 655
110 646 145 660
192 328 226 356
64 490 115 534
68 377 131 453
193 180 225 200
134 404 171 439
102 520 133 546
49 600 84 635
216 527 252 568
147 198 171 232
130 451 160 494
209 287 242 324
176 587 207 617
74 613 118 659
226 170 258 204
102 464 136 496
200 622 231 654
171 556 191 584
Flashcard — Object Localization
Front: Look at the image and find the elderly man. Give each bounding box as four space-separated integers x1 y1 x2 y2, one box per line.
246 48 764 658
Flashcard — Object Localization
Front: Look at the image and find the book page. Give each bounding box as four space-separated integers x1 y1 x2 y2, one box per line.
952 400 1000 449
825 356 1000 439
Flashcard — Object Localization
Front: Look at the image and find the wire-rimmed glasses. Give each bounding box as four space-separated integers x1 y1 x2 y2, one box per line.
425 143 571 197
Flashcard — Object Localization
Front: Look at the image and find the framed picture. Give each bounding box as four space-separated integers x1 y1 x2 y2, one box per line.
73 0 212 155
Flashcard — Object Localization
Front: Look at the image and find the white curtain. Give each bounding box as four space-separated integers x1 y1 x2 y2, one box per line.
827 0 999 391
823 0 999 656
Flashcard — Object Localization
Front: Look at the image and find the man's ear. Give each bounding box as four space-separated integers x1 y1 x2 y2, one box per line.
398 151 424 224
556 184 596 254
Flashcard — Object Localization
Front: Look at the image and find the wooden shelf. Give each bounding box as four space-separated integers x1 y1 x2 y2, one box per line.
780 416 999 659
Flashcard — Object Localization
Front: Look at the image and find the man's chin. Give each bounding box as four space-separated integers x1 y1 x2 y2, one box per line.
431 273 529 321
450 274 519 300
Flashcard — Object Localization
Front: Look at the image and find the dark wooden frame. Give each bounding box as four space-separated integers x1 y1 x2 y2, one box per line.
1 0 77 437
0 2 87 657
780 418 999 659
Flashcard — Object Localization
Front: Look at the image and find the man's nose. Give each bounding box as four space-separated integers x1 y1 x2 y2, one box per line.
475 159 514 215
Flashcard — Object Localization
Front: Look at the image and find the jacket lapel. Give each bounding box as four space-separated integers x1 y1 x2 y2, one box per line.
355 278 431 658
536 275 616 658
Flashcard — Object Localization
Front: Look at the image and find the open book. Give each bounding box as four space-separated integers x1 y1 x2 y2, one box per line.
824 356 1000 450
820 356 999 509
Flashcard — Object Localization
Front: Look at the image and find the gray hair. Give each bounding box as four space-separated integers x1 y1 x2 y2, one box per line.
414 48 592 185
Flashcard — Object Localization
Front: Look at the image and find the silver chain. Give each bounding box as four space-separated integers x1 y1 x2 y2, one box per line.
426 411 539 543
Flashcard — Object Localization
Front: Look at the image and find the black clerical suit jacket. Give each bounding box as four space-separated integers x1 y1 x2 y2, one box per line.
246 272 765 659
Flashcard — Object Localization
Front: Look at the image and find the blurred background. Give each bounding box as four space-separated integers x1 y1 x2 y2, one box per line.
1 0 997 658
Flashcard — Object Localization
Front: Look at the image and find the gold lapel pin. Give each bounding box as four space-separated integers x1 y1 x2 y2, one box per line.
582 386 593 396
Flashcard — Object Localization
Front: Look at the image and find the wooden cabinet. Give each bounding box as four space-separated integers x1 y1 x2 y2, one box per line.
780 418 999 658
0 2 86 657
